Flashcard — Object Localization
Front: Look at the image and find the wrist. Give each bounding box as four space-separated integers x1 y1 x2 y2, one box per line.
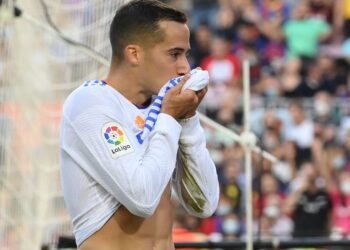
180 111 196 119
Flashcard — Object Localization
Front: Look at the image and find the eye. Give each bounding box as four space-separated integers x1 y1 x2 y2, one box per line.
170 52 180 59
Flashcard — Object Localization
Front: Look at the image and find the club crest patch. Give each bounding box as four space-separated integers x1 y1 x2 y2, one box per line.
102 122 134 159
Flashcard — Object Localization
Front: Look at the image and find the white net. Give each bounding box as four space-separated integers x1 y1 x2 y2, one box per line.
0 0 130 249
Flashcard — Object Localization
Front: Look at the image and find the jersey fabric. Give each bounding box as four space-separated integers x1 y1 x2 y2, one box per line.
59 80 219 246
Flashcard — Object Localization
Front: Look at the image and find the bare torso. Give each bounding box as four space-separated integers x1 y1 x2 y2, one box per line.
79 185 174 250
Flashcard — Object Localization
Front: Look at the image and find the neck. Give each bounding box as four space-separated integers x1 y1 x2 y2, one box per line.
104 65 152 106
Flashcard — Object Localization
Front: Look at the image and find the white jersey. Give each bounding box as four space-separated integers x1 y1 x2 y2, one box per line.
60 80 219 246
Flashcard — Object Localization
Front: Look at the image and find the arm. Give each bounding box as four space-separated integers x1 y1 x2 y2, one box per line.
312 137 336 193
333 0 344 40
61 76 200 218
61 108 181 218
172 113 220 218
284 186 304 216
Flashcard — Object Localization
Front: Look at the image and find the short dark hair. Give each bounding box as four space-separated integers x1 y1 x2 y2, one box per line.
109 0 187 61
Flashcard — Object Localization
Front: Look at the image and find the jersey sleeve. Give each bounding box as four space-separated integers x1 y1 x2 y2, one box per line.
60 104 181 218
172 113 219 218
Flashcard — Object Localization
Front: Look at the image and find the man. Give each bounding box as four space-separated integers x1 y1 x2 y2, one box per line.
59 1 220 250
285 162 332 238
283 0 331 59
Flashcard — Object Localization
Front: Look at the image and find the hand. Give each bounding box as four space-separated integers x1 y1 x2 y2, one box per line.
180 66 208 118
161 74 206 119
181 86 208 118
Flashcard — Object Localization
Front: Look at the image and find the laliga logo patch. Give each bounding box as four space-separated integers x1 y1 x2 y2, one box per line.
102 122 134 159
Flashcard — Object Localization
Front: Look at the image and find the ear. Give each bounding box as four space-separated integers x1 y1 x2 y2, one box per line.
124 44 143 65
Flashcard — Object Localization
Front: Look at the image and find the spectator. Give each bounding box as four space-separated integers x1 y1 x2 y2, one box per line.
201 35 241 88
286 162 332 237
190 22 212 67
280 58 302 97
254 72 282 99
234 20 264 81
272 140 298 188
200 34 241 116
344 130 350 165
313 91 338 128
255 173 285 216
221 213 241 240
250 0 290 64
215 6 239 41
317 57 349 95
308 0 334 24
313 136 350 239
283 0 331 59
221 160 243 214
189 0 219 29
285 101 314 166
216 88 242 127
291 60 324 97
329 170 350 238
257 194 293 239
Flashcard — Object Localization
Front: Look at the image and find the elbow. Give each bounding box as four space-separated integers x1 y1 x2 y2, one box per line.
179 179 220 218
186 199 218 218
200 187 220 218
196 206 216 218
198 195 219 218
185 193 219 218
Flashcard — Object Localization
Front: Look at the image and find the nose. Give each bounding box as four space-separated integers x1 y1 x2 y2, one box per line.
177 56 190 76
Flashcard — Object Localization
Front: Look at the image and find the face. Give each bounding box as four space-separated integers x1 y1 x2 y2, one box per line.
302 163 317 181
261 174 278 195
140 21 191 94
289 104 304 124
196 25 211 46
211 37 231 59
224 161 240 183
292 3 310 19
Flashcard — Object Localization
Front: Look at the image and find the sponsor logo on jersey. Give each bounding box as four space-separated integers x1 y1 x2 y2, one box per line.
134 115 145 129
102 122 134 159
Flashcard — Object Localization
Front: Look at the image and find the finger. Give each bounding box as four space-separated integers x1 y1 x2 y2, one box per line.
181 89 198 104
178 73 190 86
196 88 207 101
169 74 190 94
195 85 207 97
197 86 208 95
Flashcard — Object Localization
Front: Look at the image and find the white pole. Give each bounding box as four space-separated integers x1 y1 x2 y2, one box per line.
197 113 277 163
243 60 253 250
243 61 251 133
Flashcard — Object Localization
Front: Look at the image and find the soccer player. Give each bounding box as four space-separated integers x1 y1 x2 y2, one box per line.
59 1 220 249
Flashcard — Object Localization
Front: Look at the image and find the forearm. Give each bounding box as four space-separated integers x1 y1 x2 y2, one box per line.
173 114 219 217
285 189 303 216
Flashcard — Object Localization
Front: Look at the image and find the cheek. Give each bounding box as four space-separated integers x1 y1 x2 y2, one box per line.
144 55 179 90
148 55 173 73
155 61 177 80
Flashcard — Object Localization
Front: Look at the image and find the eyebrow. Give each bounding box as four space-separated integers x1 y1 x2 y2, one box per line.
168 47 191 56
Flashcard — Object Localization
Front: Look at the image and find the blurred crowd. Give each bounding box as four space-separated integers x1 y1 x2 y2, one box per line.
162 0 350 245
2 0 350 248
